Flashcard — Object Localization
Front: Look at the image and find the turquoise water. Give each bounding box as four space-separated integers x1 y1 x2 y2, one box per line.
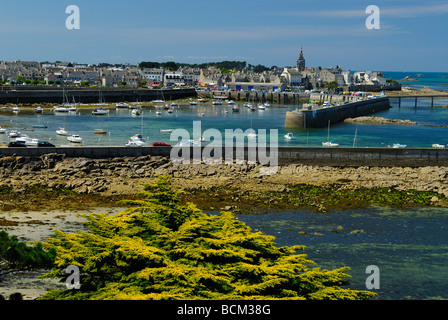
382 71 448 91
237 206 448 300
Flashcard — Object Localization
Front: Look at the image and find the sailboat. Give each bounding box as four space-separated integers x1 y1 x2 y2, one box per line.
94 117 107 134
56 116 68 136
126 109 148 146
322 120 339 147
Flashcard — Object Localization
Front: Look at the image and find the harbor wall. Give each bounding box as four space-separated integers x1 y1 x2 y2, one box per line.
285 97 391 128
2 146 448 167
0 88 197 104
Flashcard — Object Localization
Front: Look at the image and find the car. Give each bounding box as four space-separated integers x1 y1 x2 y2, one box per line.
37 141 55 147
8 142 26 147
152 142 171 147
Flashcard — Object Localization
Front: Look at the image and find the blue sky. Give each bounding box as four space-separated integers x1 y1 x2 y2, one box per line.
0 0 447 72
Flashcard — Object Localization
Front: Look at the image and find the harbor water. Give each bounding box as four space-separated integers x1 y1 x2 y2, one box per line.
0 95 448 148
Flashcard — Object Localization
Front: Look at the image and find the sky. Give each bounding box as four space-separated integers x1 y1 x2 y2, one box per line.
0 0 447 72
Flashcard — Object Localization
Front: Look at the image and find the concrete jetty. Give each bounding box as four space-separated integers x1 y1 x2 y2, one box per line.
285 96 391 129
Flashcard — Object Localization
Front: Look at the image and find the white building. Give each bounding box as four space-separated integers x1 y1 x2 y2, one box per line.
281 68 302 86
142 68 164 82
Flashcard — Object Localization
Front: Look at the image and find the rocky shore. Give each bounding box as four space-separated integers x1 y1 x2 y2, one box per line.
344 116 418 125
1 153 448 212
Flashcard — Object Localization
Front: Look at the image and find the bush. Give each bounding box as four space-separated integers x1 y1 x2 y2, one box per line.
40 175 375 300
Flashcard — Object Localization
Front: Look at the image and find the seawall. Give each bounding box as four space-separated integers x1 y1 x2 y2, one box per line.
2 146 448 167
0 87 197 104
285 96 391 128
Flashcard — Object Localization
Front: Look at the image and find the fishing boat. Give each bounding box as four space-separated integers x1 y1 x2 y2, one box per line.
67 134 83 143
432 144 446 149
92 107 109 115
284 132 295 140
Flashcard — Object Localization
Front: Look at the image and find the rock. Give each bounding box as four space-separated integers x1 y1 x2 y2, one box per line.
430 196 439 202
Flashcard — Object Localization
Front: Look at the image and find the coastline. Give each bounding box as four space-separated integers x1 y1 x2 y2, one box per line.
1 154 447 213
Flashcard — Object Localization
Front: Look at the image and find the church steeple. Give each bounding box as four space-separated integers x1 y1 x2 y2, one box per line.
297 45 305 72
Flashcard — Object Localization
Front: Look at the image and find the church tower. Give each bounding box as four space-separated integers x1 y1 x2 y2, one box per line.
296 46 305 72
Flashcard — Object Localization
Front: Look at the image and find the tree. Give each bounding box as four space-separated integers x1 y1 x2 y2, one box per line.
0 231 55 280
325 81 339 91
40 176 375 300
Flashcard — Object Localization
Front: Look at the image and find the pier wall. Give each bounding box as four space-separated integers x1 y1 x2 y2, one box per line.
0 88 197 104
285 97 391 128
2 146 448 167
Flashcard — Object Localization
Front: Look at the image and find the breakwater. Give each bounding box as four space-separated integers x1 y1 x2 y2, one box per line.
2 146 448 167
285 97 391 128
0 87 197 104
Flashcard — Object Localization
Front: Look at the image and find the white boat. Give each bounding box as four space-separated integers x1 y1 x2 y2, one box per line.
116 102 130 108
258 104 266 110
190 101 198 105
167 109 173 114
92 108 109 115
12 106 20 113
170 103 179 107
34 106 43 113
9 130 21 138
284 132 295 140
213 99 223 105
243 102 250 108
153 99 165 103
432 144 446 149
25 138 40 146
155 110 162 115
132 109 141 116
126 134 148 147
68 106 78 112
129 104 140 109
322 120 338 147
67 134 83 143
322 140 339 147
392 143 406 148
249 105 256 111
15 135 29 144
227 100 235 105
54 106 70 113
0 127 6 134
264 102 270 107
178 139 199 147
